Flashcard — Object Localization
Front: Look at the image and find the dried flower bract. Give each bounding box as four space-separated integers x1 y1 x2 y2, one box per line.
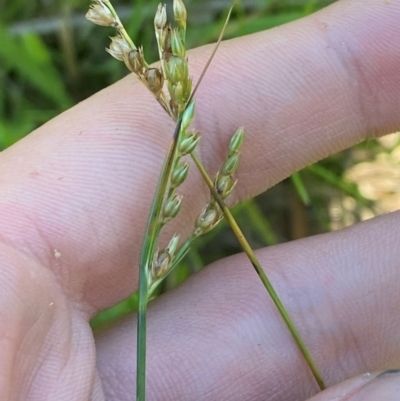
86 1 115 26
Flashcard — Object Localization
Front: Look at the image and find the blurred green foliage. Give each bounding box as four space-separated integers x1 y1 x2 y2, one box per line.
2 0 385 329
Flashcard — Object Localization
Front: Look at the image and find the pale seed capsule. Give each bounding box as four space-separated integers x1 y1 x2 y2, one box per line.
194 204 222 236
154 3 167 30
166 234 180 256
145 68 164 96
228 127 245 156
107 36 132 61
173 0 187 29
152 249 171 279
163 194 183 222
165 55 188 85
171 29 185 59
215 174 236 198
86 2 115 26
221 154 240 176
123 49 144 74
161 26 173 55
178 132 200 155
171 161 189 188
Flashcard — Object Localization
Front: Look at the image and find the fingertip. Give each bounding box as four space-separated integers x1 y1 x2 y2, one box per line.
308 370 400 401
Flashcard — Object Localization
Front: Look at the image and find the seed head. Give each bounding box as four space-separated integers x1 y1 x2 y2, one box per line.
86 1 115 27
182 78 192 103
123 49 145 74
107 36 132 61
168 81 184 106
151 249 171 279
181 100 195 130
161 26 173 55
194 204 222 236
165 55 188 85
173 0 187 29
154 3 167 30
171 161 189 188
171 29 185 58
166 234 180 256
221 154 240 176
162 194 183 222
178 131 200 155
229 127 245 156
215 173 236 198
145 68 164 96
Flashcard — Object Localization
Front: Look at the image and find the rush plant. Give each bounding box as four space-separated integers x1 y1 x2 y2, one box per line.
86 1 325 399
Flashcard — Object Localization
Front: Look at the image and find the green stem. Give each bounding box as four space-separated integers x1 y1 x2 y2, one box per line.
155 30 168 81
136 286 147 401
106 1 136 49
136 118 184 401
190 152 326 391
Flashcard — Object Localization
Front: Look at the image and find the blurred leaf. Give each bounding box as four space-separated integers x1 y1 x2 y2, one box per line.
291 172 311 206
243 199 279 245
303 0 319 15
0 24 72 108
229 11 303 36
306 163 371 207
91 293 139 331
187 11 303 47
0 117 33 149
0 107 56 149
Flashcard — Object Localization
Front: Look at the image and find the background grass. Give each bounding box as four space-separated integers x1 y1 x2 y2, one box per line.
1 0 397 329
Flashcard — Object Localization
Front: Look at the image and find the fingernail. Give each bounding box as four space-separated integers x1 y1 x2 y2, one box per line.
352 369 400 400
376 368 400 378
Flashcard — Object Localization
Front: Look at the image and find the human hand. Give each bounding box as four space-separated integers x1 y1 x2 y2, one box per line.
1 0 400 400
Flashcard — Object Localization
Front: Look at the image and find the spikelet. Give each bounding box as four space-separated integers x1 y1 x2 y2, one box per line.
193 128 245 237
86 1 116 27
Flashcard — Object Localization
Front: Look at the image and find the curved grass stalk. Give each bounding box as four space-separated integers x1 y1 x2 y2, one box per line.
191 152 326 390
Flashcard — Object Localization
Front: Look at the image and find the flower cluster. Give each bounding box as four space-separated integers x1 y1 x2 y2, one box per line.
86 0 244 293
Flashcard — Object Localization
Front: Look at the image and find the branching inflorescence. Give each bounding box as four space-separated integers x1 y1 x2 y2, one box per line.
86 0 244 296
86 1 326 399
86 1 245 399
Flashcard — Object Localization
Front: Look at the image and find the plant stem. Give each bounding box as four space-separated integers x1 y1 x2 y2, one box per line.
106 1 137 52
137 118 184 401
190 151 326 391
136 284 147 401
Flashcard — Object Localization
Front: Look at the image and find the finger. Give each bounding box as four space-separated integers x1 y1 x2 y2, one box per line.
194 0 400 198
0 0 399 311
95 211 400 401
307 370 400 401
0 243 96 400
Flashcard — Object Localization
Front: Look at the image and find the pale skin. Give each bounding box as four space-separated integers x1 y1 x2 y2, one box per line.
1 0 400 399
